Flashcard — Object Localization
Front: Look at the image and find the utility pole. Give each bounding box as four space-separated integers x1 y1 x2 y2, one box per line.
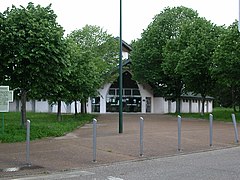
119 0 123 133
239 0 240 31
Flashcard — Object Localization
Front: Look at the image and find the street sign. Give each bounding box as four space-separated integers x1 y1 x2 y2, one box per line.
0 86 13 112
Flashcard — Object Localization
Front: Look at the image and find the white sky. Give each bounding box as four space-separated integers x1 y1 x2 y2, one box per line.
0 0 239 43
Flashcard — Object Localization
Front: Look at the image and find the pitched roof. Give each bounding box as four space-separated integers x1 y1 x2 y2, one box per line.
115 37 132 52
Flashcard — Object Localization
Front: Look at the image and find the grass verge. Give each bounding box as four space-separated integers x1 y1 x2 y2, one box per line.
172 107 240 122
0 112 95 143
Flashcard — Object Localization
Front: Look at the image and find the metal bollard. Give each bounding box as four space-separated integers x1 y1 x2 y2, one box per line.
231 114 239 144
140 117 144 157
93 118 97 162
26 120 31 166
178 115 182 151
209 114 213 147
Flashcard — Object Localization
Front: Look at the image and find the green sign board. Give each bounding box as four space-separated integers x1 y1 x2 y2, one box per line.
0 86 13 112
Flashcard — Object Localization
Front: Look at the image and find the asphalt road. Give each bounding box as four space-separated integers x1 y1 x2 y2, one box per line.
12 146 240 180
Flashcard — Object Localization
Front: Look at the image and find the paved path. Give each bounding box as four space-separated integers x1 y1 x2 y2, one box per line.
0 114 239 179
12 146 240 180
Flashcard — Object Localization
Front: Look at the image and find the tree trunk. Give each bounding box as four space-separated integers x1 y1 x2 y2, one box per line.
175 83 183 115
201 97 205 116
232 87 236 112
81 99 86 114
176 98 181 114
20 89 27 127
57 100 62 121
16 99 20 112
74 100 78 115
233 104 237 112
85 101 87 113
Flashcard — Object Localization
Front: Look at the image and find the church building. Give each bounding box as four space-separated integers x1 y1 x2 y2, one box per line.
9 41 213 114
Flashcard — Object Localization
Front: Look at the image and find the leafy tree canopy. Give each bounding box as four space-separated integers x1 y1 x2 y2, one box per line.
163 16 221 114
213 21 240 110
66 25 118 113
131 6 199 96
0 2 69 124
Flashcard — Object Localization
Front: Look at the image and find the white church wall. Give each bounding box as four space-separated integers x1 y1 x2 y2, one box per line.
203 100 213 113
9 100 35 112
69 101 80 114
9 101 18 112
98 83 112 113
191 100 199 113
51 102 68 113
34 100 49 112
86 97 91 113
208 101 213 113
167 100 177 113
122 51 129 60
163 99 169 113
25 101 32 111
153 97 165 113
138 84 153 113
181 100 190 113
7 96 213 114
170 101 176 113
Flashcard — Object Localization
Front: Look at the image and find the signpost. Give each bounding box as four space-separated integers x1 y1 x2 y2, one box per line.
0 86 14 133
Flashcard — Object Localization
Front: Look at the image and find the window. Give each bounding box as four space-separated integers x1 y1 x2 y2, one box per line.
125 89 131 96
109 89 115 95
92 97 100 112
133 89 140 95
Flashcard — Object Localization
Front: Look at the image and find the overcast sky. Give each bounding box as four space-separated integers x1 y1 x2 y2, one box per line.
1 0 239 43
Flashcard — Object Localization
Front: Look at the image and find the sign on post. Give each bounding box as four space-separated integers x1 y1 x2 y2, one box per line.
0 86 13 112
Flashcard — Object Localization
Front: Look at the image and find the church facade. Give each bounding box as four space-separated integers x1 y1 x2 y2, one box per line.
90 71 213 114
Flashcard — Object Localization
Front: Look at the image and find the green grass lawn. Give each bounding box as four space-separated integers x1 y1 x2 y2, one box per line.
1 108 239 143
0 112 95 143
175 107 240 122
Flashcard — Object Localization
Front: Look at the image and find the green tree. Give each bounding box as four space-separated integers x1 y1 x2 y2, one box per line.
0 12 5 84
213 21 240 111
163 17 220 115
0 3 68 125
67 25 118 113
131 6 199 113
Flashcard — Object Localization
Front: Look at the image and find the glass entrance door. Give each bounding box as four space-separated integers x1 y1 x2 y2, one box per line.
106 96 141 112
146 97 151 113
123 97 141 112
106 88 141 112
